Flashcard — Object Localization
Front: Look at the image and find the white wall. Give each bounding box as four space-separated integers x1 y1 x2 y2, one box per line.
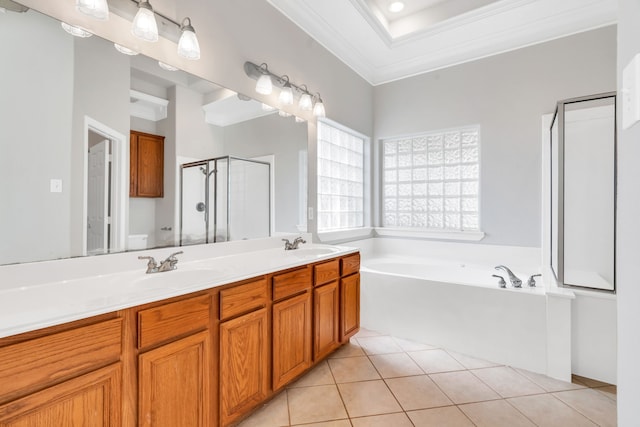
617 0 640 423
373 26 616 247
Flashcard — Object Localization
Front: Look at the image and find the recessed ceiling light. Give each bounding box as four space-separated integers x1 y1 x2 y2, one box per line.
388 1 405 13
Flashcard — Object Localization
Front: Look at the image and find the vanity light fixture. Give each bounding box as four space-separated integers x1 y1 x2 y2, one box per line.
132 0 158 42
279 76 294 106
76 0 109 21
61 22 92 37
158 61 179 71
244 61 326 118
255 64 273 95
177 18 200 60
114 43 138 55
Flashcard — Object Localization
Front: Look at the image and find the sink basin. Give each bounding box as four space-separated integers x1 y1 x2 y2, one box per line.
131 268 223 289
288 246 340 259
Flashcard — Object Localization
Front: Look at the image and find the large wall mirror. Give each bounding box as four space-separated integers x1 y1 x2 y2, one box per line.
0 6 308 265
550 92 616 292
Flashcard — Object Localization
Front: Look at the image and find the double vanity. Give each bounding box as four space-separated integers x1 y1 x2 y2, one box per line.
0 239 360 426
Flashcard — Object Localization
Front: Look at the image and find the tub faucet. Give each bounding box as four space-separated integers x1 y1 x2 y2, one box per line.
282 237 306 250
527 274 542 287
495 265 522 288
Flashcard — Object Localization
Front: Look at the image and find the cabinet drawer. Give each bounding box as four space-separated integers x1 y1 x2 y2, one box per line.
0 318 122 402
273 267 311 301
341 253 360 277
138 294 211 349
220 278 268 321
314 259 340 286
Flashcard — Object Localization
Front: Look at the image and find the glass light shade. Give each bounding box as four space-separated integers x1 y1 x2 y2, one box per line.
313 99 326 118
132 2 158 42
178 27 200 60
279 85 293 105
255 74 273 95
61 22 92 38
158 61 179 71
76 0 109 21
298 93 312 111
114 43 138 55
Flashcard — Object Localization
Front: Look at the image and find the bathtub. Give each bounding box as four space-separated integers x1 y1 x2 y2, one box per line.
355 240 549 375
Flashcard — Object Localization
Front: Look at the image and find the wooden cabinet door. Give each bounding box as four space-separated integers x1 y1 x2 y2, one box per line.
314 281 340 361
130 131 164 198
272 291 312 390
139 331 212 427
0 363 121 426
220 308 269 427
340 273 360 342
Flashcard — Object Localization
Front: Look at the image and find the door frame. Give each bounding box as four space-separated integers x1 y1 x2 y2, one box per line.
82 116 127 256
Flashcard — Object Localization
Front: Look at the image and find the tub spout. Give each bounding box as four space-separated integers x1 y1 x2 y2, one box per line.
495 265 522 288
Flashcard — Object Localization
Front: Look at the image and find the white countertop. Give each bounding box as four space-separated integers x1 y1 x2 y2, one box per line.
0 239 357 339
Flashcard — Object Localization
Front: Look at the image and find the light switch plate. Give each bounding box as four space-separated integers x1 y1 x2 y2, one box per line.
622 53 640 130
50 179 62 193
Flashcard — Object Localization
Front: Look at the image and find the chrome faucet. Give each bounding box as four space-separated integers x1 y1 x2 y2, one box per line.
282 237 306 250
494 265 522 288
138 251 183 274
526 274 542 287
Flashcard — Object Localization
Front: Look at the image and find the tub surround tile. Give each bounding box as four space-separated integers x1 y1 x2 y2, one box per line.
470 366 545 398
287 384 348 425
553 388 618 427
369 353 424 378
407 406 475 427
337 380 403 418
386 375 453 410
355 336 404 355
288 361 335 388
446 350 501 370
328 356 380 383
237 391 289 427
507 394 598 427
458 400 536 427
515 368 586 392
430 371 501 404
408 349 466 374
350 412 414 427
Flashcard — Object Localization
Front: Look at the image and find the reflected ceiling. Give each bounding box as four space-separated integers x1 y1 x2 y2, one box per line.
267 0 617 85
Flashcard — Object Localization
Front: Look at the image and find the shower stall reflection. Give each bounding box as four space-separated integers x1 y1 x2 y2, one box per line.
180 156 271 245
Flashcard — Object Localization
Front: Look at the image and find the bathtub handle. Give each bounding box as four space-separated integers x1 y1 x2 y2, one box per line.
492 274 507 288
527 274 542 287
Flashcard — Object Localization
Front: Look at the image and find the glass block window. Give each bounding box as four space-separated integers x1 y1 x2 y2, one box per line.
317 120 365 231
382 126 480 231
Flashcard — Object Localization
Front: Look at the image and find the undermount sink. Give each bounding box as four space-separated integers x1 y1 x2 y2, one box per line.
288 246 340 258
131 268 223 289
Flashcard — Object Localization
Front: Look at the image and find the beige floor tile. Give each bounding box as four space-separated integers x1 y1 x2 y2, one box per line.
338 379 403 418
287 384 348 425
447 350 501 369
369 352 424 378
328 356 380 383
393 336 438 352
471 366 545 398
354 327 383 338
288 361 335 388
430 371 501 404
386 375 452 410
351 412 414 427
291 420 351 427
408 349 465 374
407 406 475 427
329 340 366 358
355 336 404 355
572 374 612 388
508 394 598 427
237 391 289 427
594 385 617 401
459 400 536 427
515 368 586 392
554 388 618 427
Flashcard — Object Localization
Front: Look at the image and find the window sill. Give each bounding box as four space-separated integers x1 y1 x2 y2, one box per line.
317 227 374 243
374 227 485 241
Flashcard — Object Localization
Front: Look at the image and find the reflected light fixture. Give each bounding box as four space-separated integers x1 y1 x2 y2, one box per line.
61 22 92 37
278 110 292 118
76 0 109 21
132 0 158 42
114 43 138 55
262 103 276 112
177 17 200 60
158 61 179 71
313 93 326 118
388 1 405 13
255 64 273 95
298 85 313 111
279 76 294 106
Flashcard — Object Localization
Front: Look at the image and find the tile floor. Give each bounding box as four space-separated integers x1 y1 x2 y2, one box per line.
238 328 617 427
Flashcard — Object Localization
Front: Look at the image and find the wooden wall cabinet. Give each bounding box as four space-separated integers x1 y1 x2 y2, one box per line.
130 130 164 198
